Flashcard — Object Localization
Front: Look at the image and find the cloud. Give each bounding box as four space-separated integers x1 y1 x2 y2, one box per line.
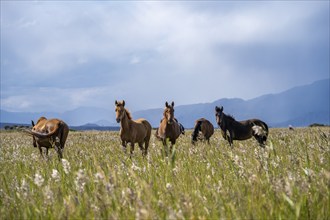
1 86 112 112
1 1 329 113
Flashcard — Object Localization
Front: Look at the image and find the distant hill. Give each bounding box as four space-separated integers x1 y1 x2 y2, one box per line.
1 79 329 128
134 78 330 128
0 107 116 127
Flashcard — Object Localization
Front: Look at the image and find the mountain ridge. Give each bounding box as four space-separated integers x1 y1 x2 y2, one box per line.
1 78 329 128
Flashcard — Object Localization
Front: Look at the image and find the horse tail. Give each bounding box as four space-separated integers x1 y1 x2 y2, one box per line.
179 123 185 135
192 120 202 142
142 120 152 139
59 122 69 149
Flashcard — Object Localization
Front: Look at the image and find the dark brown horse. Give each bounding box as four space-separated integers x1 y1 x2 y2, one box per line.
191 118 214 144
115 100 152 157
156 101 183 156
215 106 268 147
23 117 69 160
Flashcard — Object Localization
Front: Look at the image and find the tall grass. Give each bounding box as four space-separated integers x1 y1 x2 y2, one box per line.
0 127 329 219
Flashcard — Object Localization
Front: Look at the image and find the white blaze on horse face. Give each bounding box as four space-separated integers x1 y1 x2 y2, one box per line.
115 107 124 123
165 108 174 124
165 109 171 124
216 112 221 125
216 115 220 125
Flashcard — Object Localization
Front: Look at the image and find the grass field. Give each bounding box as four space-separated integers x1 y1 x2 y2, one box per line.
0 127 329 219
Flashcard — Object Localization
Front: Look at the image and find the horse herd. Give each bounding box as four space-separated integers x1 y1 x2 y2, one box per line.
23 100 269 160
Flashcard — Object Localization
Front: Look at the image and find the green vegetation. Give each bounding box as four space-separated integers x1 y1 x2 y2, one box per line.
0 128 329 219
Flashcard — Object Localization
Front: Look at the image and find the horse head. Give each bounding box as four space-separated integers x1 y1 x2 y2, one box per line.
164 101 175 124
215 106 224 126
115 100 126 123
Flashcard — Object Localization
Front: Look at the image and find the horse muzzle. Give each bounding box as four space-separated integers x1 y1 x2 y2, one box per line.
116 118 121 123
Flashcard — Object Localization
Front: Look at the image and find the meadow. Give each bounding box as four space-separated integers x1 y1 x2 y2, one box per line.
0 127 329 219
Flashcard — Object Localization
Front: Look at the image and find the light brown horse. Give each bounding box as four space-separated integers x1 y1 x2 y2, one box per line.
191 118 214 145
24 117 69 160
215 106 268 147
156 101 182 156
115 100 152 157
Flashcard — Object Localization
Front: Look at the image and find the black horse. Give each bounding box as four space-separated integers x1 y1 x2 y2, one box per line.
215 106 268 147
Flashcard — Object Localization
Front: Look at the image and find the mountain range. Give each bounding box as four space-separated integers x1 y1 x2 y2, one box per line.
1 78 329 128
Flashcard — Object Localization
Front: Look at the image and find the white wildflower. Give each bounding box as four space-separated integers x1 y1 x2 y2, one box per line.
20 178 29 198
136 208 149 220
51 169 61 182
61 159 71 174
176 209 184 219
131 163 141 171
34 172 44 187
106 183 114 194
271 160 279 168
91 204 100 212
94 172 104 183
206 162 211 170
284 179 292 197
158 200 164 208
75 169 88 193
43 185 54 205
172 166 179 176
234 155 240 165
166 183 172 190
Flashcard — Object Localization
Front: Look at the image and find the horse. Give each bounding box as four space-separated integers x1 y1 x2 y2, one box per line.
155 101 183 156
191 118 214 145
215 106 268 147
23 117 69 160
115 100 152 157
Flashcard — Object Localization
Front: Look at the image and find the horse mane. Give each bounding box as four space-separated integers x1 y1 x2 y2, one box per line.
124 108 132 120
224 113 235 121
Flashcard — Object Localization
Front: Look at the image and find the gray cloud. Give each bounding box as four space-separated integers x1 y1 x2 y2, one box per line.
1 1 329 113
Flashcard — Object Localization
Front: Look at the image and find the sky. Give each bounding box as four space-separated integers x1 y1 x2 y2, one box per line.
1 1 329 113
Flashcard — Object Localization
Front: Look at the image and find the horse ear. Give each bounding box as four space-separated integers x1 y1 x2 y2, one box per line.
171 101 174 107
165 102 169 107
31 120 35 127
122 100 125 107
220 106 223 111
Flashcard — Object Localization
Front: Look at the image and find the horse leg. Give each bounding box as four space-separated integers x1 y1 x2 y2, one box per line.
37 144 44 159
130 143 135 158
54 138 63 160
45 148 50 160
262 134 268 145
121 141 127 153
143 140 149 156
255 135 266 148
229 131 234 147
170 140 176 154
162 139 168 157
138 142 146 156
